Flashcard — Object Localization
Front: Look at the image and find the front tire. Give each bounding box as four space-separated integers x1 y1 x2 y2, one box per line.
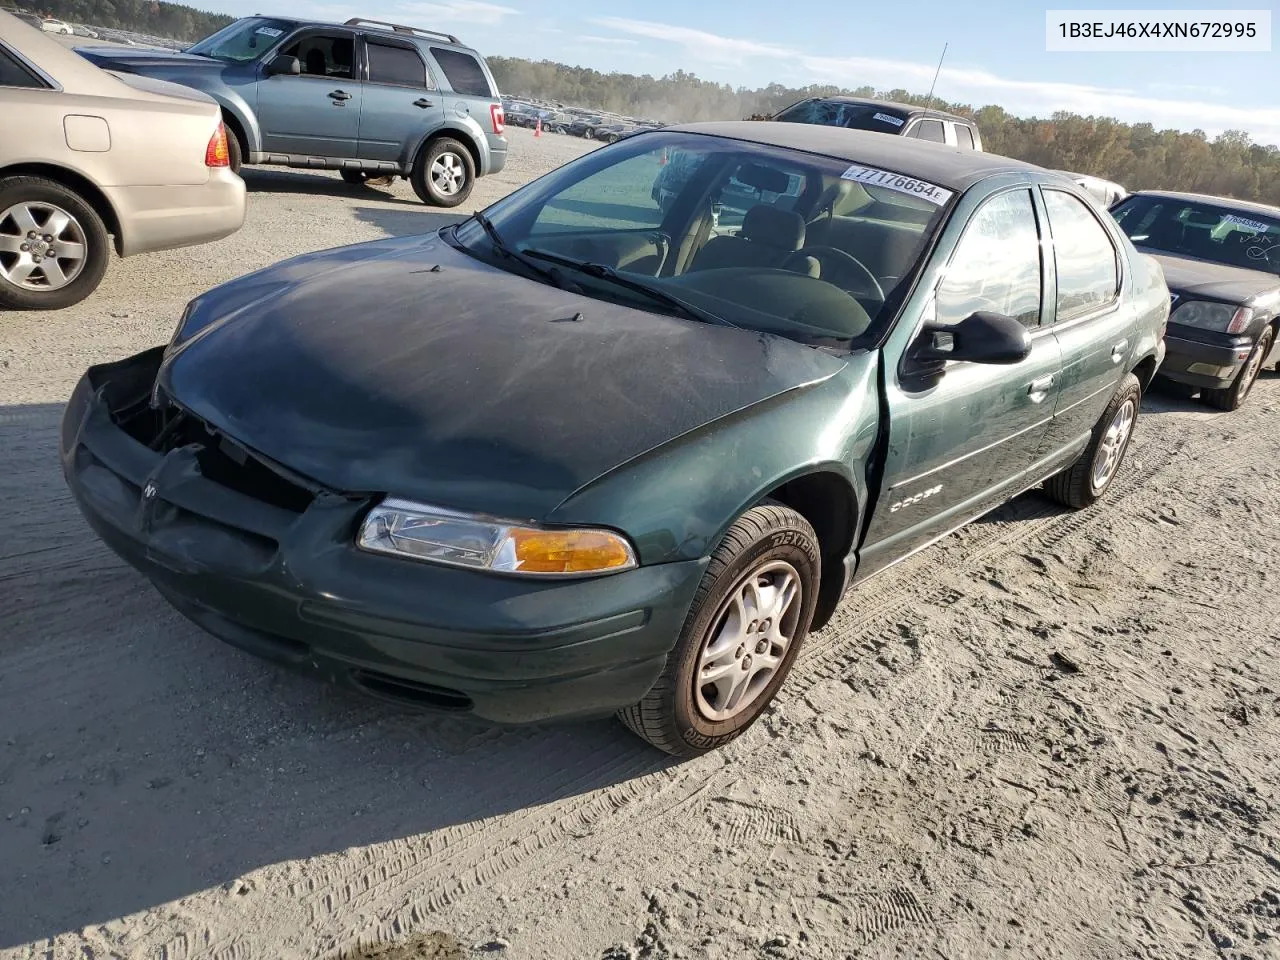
1044 373 1140 509
619 503 820 757
0 176 110 311
1203 325 1273 411
225 125 243 175
410 138 475 208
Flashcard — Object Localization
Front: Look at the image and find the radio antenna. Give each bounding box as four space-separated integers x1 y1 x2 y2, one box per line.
914 42 949 136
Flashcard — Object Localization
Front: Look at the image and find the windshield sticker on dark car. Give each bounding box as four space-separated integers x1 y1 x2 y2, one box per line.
254 26 283 37
874 112 905 127
840 164 954 206
1223 214 1270 234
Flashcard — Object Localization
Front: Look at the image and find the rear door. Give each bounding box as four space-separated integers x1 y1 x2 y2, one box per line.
858 186 1063 578
256 28 361 157
427 45 497 127
1037 186 1131 456
357 35 444 163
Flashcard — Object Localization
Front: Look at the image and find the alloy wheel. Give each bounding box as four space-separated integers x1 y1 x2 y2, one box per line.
1239 330 1272 402
1091 397 1136 492
429 152 466 197
0 201 88 292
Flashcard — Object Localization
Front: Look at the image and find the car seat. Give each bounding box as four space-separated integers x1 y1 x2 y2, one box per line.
304 48 327 76
689 204 806 272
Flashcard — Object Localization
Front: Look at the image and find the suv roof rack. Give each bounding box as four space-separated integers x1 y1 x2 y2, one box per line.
343 18 461 44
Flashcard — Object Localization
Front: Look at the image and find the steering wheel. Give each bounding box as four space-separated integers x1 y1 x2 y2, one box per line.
784 246 886 305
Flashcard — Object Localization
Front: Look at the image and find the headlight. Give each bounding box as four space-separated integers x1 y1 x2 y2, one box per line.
357 498 637 577
1171 300 1253 333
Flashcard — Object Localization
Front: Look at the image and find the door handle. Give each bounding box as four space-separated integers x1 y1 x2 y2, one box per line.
413 97 434 109
328 89 351 101
1027 375 1055 403
1111 339 1129 362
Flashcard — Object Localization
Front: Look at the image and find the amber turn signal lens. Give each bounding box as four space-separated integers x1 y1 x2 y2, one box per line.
507 527 636 574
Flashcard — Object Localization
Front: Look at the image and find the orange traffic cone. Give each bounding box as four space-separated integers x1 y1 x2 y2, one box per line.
534 118 542 138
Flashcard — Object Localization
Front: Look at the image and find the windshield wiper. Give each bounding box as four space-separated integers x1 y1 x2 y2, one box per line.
520 248 735 328
469 213 582 292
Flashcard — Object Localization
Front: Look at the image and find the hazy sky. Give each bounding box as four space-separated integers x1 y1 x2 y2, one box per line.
205 0 1279 144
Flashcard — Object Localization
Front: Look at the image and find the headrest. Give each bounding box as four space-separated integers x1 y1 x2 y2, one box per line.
742 205 806 252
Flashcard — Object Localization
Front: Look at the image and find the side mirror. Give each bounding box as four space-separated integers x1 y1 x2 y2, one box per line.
266 54 300 77
908 311 1032 377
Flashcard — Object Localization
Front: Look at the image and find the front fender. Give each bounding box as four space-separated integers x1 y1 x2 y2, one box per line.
548 359 881 566
208 90 261 154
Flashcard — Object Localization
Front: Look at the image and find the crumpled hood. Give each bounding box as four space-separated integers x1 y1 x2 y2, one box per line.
1148 251 1280 306
76 44 222 72
159 232 846 520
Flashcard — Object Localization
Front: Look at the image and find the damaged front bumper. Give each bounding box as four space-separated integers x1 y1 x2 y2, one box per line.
60 347 705 724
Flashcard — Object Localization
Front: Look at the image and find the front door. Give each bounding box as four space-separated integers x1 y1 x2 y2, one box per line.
256 29 361 158
357 36 445 163
858 187 1063 578
1038 187 1131 454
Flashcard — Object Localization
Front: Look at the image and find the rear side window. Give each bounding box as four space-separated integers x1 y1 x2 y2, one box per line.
913 119 946 143
367 41 431 88
1043 189 1120 321
430 47 492 97
0 44 44 88
956 125 976 150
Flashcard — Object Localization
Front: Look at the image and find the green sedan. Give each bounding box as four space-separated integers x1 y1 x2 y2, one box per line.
61 122 1169 756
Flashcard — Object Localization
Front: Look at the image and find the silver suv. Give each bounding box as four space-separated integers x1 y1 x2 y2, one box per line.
76 16 507 207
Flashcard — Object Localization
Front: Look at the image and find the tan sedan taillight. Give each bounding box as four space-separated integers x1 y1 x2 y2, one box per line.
205 123 230 167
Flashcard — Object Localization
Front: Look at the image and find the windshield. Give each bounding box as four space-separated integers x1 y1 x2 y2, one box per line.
774 100 911 134
187 17 295 62
1112 194 1280 276
454 132 951 348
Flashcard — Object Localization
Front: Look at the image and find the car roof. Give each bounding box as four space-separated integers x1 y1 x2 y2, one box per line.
254 13 478 50
1127 190 1280 218
657 121 1038 191
795 96 971 125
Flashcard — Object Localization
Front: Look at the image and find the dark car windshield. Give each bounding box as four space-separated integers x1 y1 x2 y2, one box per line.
1112 194 1280 276
454 131 952 348
774 100 910 134
187 17 295 62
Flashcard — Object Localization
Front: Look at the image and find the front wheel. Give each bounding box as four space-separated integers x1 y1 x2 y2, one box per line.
1043 373 1141 509
0 176 110 311
410 138 475 208
225 125 243 175
618 503 821 757
1203 325 1273 411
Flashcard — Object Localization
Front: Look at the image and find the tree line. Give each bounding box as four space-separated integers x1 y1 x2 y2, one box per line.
488 57 1280 206
3 0 231 41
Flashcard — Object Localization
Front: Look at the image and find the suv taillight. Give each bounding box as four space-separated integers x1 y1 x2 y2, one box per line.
205 123 230 167
490 104 504 135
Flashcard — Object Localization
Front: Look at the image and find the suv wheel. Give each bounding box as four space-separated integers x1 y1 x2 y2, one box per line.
411 138 475 208
1043 373 1140 509
1203 325 1273 411
224 125 243 175
0 177 110 311
618 502 820 757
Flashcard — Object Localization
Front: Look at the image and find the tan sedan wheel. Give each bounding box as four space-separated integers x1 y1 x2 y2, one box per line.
0 177 109 311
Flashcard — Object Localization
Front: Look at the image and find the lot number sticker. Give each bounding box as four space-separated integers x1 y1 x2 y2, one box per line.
873 112 906 127
840 164 954 206
1222 214 1270 234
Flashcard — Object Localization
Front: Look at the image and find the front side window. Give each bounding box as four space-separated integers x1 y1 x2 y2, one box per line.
430 48 491 97
280 33 355 79
937 189 1042 329
187 17 295 62
367 41 430 88
456 133 951 349
1111 194 1280 276
1043 189 1120 321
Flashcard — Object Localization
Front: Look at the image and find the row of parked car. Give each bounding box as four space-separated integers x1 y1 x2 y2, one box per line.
501 97 665 143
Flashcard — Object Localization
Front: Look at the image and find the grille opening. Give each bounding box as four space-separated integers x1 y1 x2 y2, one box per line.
350 670 473 711
114 401 317 514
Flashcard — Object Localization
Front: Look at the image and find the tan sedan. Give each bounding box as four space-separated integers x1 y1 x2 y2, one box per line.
0 12 245 309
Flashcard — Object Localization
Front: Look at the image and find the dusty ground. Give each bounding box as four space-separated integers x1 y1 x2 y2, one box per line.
2 125 1278 960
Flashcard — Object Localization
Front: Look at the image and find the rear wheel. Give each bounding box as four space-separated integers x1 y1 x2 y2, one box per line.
1044 373 1140 509
618 503 820 757
1203 326 1273 411
0 177 110 311
410 138 474 207
340 169 369 185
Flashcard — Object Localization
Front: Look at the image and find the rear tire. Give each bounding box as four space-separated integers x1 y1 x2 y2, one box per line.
340 169 369 185
410 138 475 208
1203 326 1272 411
1044 373 1140 510
618 502 820 757
0 176 110 311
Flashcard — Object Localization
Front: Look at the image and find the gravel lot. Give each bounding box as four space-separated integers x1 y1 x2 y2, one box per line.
2 126 1279 960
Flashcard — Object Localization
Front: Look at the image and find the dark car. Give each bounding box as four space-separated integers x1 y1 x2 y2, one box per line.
773 96 983 150
74 15 507 206
62 123 1166 756
12 10 44 29
1110 191 1280 409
